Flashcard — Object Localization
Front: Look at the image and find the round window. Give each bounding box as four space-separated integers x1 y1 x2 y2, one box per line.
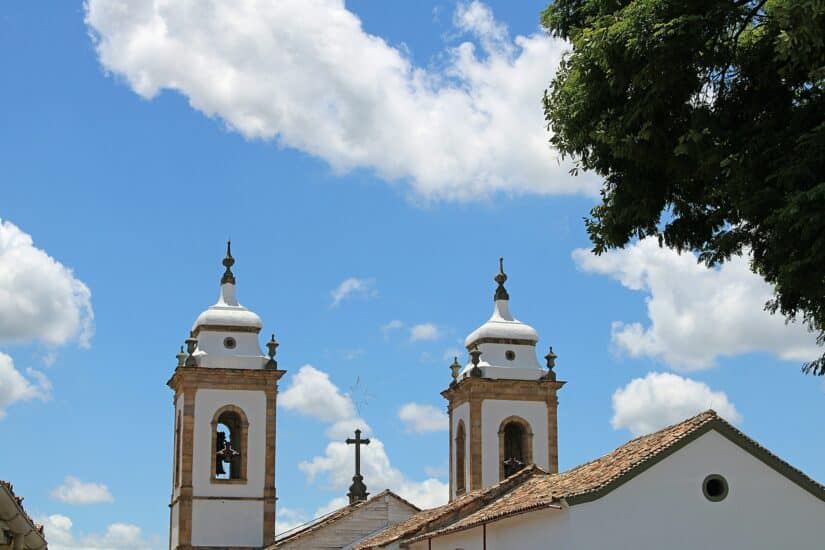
505 350 516 361
223 337 237 350
702 474 728 502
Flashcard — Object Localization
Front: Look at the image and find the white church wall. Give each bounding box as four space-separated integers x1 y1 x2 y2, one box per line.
416 429 825 549
191 499 263 547
555 429 825 549
193 389 267 498
481 400 548 487
195 331 265 369
451 402 469 500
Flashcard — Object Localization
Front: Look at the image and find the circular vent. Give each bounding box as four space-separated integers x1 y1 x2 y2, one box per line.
223 337 237 350
702 474 728 502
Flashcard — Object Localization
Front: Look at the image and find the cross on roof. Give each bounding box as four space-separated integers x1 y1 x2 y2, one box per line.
346 428 371 504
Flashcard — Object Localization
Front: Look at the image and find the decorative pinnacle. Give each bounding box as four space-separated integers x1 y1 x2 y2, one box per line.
185 331 198 367
266 334 279 369
221 241 236 285
176 345 187 368
544 346 557 381
545 346 557 369
469 346 483 377
494 257 509 301
450 356 461 382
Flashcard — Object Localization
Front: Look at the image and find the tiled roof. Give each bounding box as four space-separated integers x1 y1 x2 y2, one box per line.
395 410 825 546
351 466 543 549
270 490 419 548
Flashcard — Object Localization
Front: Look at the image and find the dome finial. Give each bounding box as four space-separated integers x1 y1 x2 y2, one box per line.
494 257 509 301
221 240 236 285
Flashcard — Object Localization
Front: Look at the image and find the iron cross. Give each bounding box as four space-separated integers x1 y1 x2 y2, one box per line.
346 429 370 478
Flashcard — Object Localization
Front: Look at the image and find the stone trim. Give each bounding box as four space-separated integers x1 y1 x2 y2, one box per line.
168 367 285 393
497 415 533 481
465 337 537 349
174 410 182 488
192 325 261 337
442 376 564 487
469 400 483 491
448 406 454 499
210 404 250 483
263 387 278 545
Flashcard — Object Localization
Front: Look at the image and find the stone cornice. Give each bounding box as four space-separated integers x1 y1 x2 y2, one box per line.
441 376 565 409
167 366 286 393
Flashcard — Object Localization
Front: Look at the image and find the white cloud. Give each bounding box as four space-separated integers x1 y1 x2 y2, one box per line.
282 365 448 510
399 403 448 433
280 365 356 422
0 352 51 420
572 239 821 370
443 347 463 361
382 320 404 334
276 507 309 535
84 0 599 201
299 438 448 510
329 277 377 307
313 496 349 518
51 476 114 505
410 323 441 342
39 514 157 550
424 465 448 478
611 372 742 436
0 219 94 347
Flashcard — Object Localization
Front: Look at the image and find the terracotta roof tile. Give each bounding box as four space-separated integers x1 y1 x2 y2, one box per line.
403 410 825 545
351 466 543 549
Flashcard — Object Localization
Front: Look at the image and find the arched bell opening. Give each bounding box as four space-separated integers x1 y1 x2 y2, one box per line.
498 416 533 480
211 405 249 482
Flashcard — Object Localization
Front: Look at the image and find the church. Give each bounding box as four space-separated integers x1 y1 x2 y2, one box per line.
166 245 825 550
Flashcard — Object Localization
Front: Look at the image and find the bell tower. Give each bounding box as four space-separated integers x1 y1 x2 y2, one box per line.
442 259 565 500
168 243 285 549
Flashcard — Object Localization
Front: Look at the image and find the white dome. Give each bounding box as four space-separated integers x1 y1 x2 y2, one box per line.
191 283 263 333
464 299 538 347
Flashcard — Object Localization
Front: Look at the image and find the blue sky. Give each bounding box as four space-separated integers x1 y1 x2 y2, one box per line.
1 1 822 548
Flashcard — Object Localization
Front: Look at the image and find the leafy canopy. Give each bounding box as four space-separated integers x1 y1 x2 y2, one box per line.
542 0 825 374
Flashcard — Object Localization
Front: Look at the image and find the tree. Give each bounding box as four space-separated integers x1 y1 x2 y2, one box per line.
542 0 825 374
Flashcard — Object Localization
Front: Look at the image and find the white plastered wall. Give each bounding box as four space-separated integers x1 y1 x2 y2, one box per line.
192 389 267 497
451 402 470 501
192 500 263 547
481 400 548 487
412 429 825 549
191 389 268 548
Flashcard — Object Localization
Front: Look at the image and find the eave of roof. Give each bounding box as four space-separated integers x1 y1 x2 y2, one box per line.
0 480 48 550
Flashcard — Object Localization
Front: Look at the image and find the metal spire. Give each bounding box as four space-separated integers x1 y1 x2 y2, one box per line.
494 257 509 301
221 241 236 285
